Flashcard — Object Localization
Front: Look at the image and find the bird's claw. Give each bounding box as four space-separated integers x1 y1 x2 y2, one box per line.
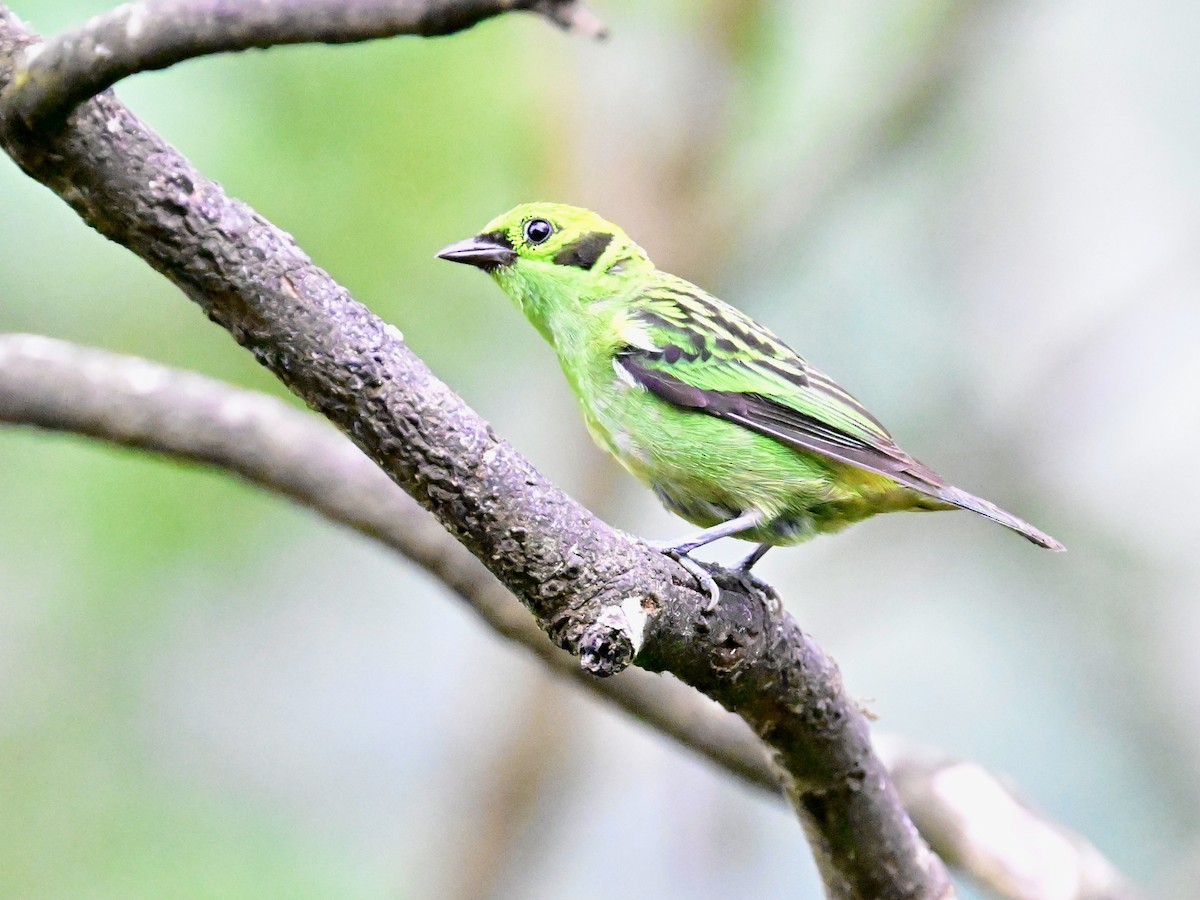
659 547 722 611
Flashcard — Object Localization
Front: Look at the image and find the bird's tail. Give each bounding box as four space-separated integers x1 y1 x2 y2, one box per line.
933 485 1066 552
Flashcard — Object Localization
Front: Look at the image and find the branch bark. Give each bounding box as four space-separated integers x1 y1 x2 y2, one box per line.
2 0 605 128
0 5 947 896
0 334 1141 899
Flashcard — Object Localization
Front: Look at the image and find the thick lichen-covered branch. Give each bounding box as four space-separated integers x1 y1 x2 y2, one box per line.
0 6 951 897
2 0 605 128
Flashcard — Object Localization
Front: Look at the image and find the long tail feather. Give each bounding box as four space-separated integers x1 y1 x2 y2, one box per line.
936 486 1065 551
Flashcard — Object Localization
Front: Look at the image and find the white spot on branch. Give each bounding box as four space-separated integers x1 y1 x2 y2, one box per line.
19 42 43 66
619 594 649 654
124 5 147 41
118 356 169 395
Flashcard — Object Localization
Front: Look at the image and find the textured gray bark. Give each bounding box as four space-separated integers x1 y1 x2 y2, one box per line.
0 5 953 897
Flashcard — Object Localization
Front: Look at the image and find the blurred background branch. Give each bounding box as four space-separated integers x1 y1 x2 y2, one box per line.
0 333 771 788
878 738 1141 900
0 333 1140 899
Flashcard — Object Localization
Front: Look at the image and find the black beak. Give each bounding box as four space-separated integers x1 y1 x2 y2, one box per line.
436 234 517 270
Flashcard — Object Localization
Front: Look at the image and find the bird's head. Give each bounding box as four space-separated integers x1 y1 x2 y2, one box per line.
437 203 653 341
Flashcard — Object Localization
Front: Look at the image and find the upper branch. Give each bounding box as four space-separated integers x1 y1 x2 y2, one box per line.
0 7 948 897
3 0 605 128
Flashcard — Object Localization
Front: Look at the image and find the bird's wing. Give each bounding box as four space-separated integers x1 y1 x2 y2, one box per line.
615 279 950 496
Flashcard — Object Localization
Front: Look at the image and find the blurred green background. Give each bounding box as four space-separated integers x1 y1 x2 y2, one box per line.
2 0 1198 896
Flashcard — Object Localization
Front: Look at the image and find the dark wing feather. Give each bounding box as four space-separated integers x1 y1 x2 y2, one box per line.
617 351 951 497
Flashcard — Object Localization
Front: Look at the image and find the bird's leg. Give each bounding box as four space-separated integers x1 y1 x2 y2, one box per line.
737 543 772 572
654 510 767 556
647 510 767 611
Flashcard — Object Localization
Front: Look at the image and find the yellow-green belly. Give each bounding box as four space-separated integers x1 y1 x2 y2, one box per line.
582 383 940 546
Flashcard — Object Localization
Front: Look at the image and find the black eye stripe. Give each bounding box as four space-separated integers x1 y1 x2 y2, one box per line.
552 232 614 270
479 229 513 250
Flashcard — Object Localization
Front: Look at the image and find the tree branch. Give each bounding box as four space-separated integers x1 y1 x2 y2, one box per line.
0 331 774 793
879 739 1141 900
0 6 946 896
0 334 1140 899
2 0 606 129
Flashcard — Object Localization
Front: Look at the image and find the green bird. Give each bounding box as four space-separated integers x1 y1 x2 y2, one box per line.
438 202 1064 577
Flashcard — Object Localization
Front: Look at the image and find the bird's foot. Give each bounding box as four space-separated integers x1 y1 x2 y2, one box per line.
734 567 777 601
732 544 777 599
649 543 722 611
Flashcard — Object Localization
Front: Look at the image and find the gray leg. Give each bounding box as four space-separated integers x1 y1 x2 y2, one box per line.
655 509 767 556
737 543 773 572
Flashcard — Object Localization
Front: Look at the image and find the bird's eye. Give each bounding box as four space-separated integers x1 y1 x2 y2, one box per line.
524 218 553 245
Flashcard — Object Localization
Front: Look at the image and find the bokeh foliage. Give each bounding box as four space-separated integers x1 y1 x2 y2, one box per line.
2 1 1198 896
